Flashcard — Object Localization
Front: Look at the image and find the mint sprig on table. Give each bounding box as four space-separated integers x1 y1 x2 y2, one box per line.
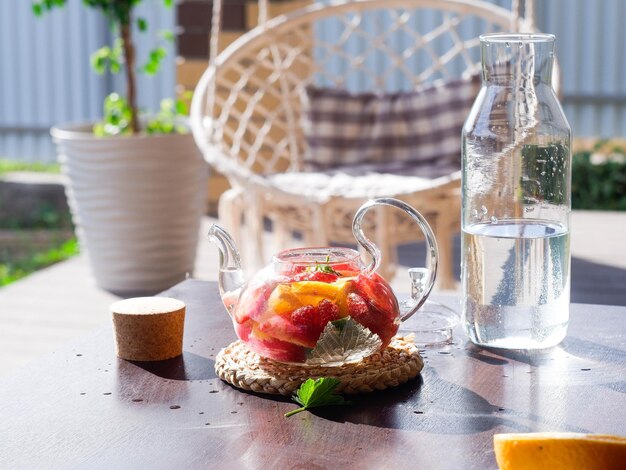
284 378 351 418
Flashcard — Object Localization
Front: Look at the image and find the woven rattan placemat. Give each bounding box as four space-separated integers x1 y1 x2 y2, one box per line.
214 336 423 396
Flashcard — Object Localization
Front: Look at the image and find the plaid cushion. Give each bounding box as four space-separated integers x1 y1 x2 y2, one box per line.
302 74 480 178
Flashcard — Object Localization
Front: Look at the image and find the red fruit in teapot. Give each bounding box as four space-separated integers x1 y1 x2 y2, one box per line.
330 262 361 277
346 292 370 318
293 271 339 283
290 300 339 333
354 273 399 317
279 263 308 277
316 299 340 328
260 312 318 347
247 329 306 363
232 280 276 324
347 292 399 347
290 305 317 326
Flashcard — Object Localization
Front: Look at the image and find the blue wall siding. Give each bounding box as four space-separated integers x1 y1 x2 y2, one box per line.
1 0 624 162
537 0 626 140
0 1 175 162
312 0 626 140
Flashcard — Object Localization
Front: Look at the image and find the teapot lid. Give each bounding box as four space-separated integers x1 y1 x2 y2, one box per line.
273 247 360 267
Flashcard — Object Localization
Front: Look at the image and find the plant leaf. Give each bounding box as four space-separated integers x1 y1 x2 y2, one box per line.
141 46 167 75
306 317 382 365
32 0 66 16
175 99 188 116
284 378 350 417
137 17 147 32
90 46 110 74
293 378 346 408
315 264 340 275
159 30 175 43
94 93 133 136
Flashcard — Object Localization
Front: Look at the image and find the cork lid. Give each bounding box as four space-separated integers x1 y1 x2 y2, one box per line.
111 297 186 362
111 297 186 315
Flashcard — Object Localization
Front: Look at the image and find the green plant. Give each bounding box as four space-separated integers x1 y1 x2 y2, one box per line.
33 0 184 136
572 146 626 211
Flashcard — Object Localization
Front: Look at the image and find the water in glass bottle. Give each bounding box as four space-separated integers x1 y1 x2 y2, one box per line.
461 34 571 349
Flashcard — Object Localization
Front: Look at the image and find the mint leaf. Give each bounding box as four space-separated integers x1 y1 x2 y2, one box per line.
306 317 382 365
314 264 341 275
284 378 350 417
307 254 341 276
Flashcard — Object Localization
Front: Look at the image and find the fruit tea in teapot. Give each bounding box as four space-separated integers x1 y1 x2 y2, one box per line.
209 198 438 366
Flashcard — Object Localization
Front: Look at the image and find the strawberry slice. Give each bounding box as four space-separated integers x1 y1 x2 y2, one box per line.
316 299 340 328
293 271 339 283
289 300 340 343
290 305 316 326
279 263 308 278
331 262 361 278
347 292 370 318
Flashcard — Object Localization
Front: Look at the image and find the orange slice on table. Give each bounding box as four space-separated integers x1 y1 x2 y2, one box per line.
494 432 626 470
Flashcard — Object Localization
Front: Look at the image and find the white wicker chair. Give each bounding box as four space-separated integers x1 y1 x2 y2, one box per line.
191 0 546 289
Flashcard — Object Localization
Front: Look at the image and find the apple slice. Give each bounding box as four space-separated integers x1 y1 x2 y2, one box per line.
257 314 318 348
233 319 252 342
248 327 306 363
233 280 277 324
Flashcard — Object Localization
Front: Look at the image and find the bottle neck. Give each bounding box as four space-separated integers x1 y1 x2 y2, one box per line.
481 34 555 87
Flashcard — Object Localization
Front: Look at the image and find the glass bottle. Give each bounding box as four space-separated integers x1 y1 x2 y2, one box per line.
461 33 571 349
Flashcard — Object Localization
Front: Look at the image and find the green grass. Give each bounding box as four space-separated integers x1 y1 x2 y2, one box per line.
0 238 79 287
0 159 70 230
0 159 75 286
0 159 60 175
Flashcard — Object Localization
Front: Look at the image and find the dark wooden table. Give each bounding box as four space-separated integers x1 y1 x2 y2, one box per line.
2 280 625 469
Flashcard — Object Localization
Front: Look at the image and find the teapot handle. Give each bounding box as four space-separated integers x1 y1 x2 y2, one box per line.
352 198 439 322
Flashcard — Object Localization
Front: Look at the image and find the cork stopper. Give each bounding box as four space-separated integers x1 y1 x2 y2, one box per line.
111 297 186 361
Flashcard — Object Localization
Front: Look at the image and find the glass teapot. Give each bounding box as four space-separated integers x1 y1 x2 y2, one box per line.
209 198 438 365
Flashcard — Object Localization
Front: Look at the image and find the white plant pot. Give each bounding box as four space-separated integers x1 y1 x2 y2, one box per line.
51 123 208 295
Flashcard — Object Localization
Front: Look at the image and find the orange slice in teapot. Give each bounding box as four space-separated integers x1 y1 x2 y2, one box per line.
268 280 354 317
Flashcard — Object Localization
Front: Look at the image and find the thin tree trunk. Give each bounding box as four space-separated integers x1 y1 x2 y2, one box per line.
120 23 140 133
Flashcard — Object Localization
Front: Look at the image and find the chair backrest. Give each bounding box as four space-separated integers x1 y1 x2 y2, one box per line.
191 0 538 180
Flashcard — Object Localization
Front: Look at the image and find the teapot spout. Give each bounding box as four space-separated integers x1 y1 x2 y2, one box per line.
208 224 245 313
